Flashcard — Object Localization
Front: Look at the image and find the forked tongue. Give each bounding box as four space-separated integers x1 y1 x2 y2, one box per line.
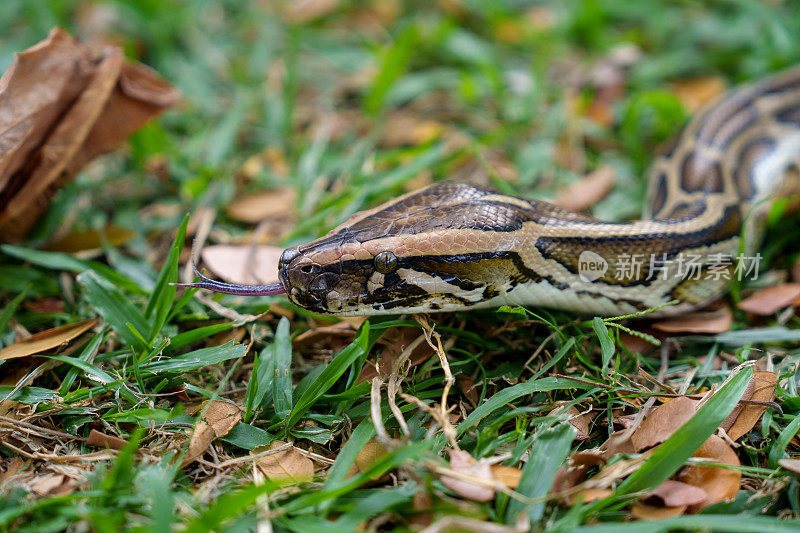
170 268 286 296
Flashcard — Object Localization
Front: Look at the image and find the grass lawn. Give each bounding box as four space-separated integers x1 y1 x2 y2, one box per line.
2 0 800 531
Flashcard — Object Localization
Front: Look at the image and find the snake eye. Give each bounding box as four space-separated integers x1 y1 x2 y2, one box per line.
374 251 398 274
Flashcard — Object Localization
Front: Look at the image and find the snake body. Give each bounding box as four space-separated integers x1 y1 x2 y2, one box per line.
184 67 800 317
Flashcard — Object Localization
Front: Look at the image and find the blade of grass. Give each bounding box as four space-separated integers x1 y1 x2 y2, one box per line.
768 414 800 468
77 270 148 352
365 24 417 115
282 322 371 431
183 483 275 533
457 376 593 436
272 317 293 418
593 317 615 370
145 213 189 342
167 323 235 352
322 417 377 493
2 244 145 294
0 285 28 339
58 330 106 395
243 343 274 422
142 342 246 374
505 422 576 525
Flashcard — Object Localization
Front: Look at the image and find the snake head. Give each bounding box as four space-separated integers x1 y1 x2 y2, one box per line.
278 183 539 315
278 244 374 314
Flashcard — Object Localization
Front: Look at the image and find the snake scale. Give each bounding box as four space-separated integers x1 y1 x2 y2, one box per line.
180 67 800 317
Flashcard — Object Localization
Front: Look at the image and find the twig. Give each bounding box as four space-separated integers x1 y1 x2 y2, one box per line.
386 334 426 438
415 315 458 449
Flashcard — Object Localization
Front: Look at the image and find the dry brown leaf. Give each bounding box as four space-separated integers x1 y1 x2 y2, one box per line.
354 438 389 474
86 429 128 450
631 502 687 521
201 244 283 285
551 452 607 504
676 435 741 512
225 187 297 224
642 479 708 507
554 165 615 212
491 465 522 489
778 458 800 475
737 283 800 315
0 28 178 242
553 450 642 505
0 457 28 487
549 405 592 440
0 318 99 361
254 441 314 485
30 474 74 497
724 371 777 441
618 331 658 355
45 225 136 252
604 430 638 460
182 400 242 467
631 396 700 452
652 305 733 334
441 449 495 502
670 76 726 112
457 373 480 406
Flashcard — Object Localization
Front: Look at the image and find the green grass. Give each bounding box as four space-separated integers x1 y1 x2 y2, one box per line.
2 0 800 531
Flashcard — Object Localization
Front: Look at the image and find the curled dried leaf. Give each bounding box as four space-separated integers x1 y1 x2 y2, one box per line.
778 458 800 475
182 400 242 467
603 429 637 459
676 435 741 512
86 429 128 451
724 371 777 441
642 479 708 507
652 305 733 334
253 441 314 485
354 438 389 474
631 397 700 452
548 404 592 440
631 502 687 521
440 449 495 503
0 28 178 241
0 457 28 487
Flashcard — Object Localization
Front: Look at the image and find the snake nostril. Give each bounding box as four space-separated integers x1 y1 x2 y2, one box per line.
300 264 314 274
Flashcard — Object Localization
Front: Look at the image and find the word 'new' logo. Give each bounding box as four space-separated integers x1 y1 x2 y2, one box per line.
578 251 608 282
